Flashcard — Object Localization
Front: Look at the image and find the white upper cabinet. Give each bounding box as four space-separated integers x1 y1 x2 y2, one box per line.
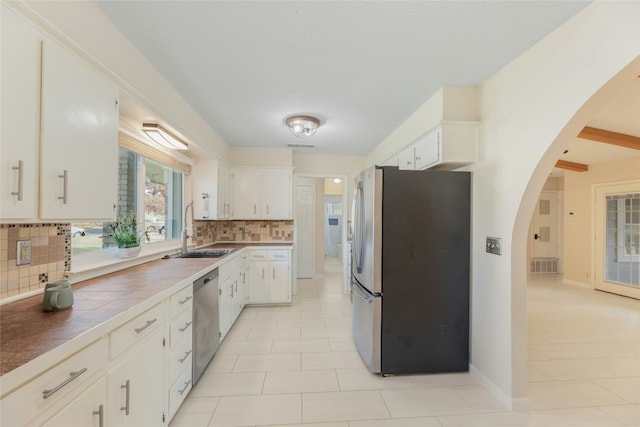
0 6 43 220
193 159 217 219
233 168 292 220
397 145 416 170
261 170 292 219
233 169 262 219
389 121 478 171
39 39 119 220
414 126 441 170
218 161 234 219
193 159 234 220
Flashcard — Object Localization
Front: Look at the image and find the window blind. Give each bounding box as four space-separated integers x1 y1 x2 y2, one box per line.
119 133 192 175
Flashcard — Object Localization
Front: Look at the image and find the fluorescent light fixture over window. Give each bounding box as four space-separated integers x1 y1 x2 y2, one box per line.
142 123 188 150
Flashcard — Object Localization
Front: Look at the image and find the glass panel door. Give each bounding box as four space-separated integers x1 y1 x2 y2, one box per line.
595 182 640 299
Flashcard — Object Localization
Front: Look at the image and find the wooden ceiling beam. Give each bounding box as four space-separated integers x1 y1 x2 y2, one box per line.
578 126 640 150
555 160 589 172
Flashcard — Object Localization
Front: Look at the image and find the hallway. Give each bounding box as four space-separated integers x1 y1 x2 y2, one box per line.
170 266 639 426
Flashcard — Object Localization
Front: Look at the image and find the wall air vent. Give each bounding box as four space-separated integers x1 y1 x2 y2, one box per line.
287 143 315 148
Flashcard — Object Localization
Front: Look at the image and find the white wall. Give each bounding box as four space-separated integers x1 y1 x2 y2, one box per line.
563 157 640 286
474 2 639 408
230 147 293 168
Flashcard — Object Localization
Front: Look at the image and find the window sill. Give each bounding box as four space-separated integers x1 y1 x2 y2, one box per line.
70 241 184 284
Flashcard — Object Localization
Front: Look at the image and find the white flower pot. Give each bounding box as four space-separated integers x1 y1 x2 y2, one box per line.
117 246 141 259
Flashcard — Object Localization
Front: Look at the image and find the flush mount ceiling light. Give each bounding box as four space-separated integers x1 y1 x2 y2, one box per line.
285 115 321 138
142 123 188 150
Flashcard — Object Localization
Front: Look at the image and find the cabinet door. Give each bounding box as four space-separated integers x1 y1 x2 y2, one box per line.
269 260 291 303
397 145 415 170
219 276 234 340
0 6 42 219
414 127 440 170
261 170 292 219
248 260 269 303
232 170 261 219
217 161 229 219
40 40 118 220
41 376 107 427
232 268 245 319
108 331 165 427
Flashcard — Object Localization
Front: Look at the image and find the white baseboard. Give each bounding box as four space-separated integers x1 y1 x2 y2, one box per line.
469 364 529 411
562 278 592 289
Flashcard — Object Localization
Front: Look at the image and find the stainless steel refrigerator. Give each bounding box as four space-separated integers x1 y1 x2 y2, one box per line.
351 166 470 375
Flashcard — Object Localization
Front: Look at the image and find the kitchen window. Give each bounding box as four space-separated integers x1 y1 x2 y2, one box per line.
72 138 188 261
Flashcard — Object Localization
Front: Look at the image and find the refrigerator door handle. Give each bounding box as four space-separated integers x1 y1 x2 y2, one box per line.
353 182 365 274
352 283 372 303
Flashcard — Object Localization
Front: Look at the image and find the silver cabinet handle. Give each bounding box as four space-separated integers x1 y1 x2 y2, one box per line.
262 268 265 279
178 349 192 364
178 295 193 305
134 318 157 334
229 283 234 297
253 204 257 214
266 204 270 215
179 321 193 332
42 368 87 399
272 268 275 280
58 170 68 204
92 404 104 427
234 280 238 293
178 380 191 396
120 379 130 415
11 160 23 201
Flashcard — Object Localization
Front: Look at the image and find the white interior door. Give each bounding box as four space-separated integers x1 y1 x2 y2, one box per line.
594 181 640 299
296 183 315 278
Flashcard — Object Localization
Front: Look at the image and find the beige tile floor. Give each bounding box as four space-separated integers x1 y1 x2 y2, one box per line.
171 260 640 427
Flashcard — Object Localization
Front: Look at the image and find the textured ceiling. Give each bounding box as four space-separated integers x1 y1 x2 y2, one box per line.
97 1 591 156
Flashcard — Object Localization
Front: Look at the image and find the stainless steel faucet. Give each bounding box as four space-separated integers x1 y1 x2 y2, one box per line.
182 201 194 254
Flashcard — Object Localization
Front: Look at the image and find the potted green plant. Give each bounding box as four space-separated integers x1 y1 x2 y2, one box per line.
110 211 142 258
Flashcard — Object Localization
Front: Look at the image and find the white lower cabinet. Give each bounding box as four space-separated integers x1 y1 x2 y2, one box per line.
219 256 246 340
167 284 193 421
41 376 107 427
248 249 291 304
2 338 108 427
108 329 165 426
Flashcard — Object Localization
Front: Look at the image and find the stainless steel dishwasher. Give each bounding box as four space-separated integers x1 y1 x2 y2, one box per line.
192 268 219 385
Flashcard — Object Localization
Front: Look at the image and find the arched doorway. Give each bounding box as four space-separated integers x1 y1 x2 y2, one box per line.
512 56 640 406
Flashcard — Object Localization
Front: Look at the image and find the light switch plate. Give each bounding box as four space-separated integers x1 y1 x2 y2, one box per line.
17 240 32 265
486 237 501 255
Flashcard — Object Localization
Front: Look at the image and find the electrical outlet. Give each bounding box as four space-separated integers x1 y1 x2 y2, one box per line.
486 237 501 256
17 240 32 265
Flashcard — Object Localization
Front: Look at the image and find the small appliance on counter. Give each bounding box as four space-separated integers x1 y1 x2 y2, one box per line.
42 280 74 312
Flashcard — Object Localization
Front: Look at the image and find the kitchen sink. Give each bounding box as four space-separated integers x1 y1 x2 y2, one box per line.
175 249 233 258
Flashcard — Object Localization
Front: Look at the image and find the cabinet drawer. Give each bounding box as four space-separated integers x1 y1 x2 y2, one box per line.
268 250 290 261
0 338 107 427
110 303 164 360
168 358 192 421
169 336 192 384
170 284 193 318
249 250 268 261
170 308 193 348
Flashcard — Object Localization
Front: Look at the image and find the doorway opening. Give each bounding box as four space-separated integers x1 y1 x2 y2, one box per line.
294 174 350 295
